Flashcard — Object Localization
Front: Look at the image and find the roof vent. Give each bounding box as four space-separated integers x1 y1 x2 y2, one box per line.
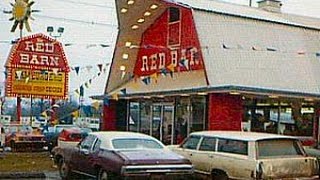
257 0 282 13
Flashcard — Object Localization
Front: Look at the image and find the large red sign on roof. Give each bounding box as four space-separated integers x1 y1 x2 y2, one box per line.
5 33 70 99
134 7 204 77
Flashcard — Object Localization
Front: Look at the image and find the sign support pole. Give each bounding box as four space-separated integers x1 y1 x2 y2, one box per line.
16 29 23 123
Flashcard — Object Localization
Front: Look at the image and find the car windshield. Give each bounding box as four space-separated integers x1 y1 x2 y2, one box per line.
112 138 163 149
257 139 304 159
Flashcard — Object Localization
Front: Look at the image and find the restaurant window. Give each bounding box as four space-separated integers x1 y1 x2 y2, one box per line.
129 102 139 132
243 99 314 137
190 96 206 133
175 97 190 144
140 102 151 135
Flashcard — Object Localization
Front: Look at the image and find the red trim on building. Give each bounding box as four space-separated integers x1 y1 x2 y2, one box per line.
208 94 244 131
102 100 117 131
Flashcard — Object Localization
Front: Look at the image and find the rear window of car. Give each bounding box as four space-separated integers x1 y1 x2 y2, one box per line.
217 138 248 155
257 139 304 158
112 138 163 149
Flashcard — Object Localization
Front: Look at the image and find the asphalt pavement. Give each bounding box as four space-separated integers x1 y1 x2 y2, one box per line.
0 171 61 180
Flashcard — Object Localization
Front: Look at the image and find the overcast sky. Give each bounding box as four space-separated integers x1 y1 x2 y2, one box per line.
0 0 320 99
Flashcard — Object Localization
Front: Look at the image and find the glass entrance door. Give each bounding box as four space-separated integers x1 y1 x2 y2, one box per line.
151 104 174 145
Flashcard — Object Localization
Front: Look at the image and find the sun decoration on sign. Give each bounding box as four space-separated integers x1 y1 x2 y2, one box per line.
8 0 35 32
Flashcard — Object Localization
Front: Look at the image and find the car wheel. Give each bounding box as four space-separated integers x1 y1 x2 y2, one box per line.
212 170 228 180
58 158 72 180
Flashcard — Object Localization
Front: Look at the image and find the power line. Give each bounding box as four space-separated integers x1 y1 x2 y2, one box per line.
33 14 117 27
53 0 115 9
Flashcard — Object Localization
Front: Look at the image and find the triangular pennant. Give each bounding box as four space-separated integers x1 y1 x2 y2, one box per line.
75 67 80 75
120 88 126 94
111 93 119 101
71 110 79 118
103 97 109 106
169 71 174 78
222 44 230 49
41 111 47 118
80 85 84 96
98 64 103 72
75 89 80 96
92 101 100 110
97 72 101 76
150 73 158 83
85 82 89 88
160 68 168 77
86 66 93 72
183 59 189 70
179 59 189 70
167 64 175 72
179 59 185 67
142 77 151 85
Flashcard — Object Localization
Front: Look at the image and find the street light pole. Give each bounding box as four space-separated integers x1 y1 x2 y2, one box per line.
46 26 64 124
47 26 64 39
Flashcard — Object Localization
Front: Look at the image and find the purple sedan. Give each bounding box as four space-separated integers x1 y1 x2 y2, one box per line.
53 131 194 180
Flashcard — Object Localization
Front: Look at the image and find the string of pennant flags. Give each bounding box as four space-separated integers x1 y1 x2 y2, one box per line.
214 43 320 57
71 63 110 96
70 63 110 75
0 40 110 49
72 63 110 96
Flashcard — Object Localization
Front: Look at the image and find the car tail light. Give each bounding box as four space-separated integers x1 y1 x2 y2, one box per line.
59 133 82 142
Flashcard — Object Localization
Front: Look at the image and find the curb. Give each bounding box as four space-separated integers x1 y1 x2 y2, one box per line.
0 172 46 179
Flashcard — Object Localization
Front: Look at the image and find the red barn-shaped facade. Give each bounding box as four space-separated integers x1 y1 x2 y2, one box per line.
102 0 320 146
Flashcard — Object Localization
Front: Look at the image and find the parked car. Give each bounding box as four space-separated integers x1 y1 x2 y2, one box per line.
43 124 78 153
168 131 319 180
3 124 45 152
57 127 92 148
53 131 194 180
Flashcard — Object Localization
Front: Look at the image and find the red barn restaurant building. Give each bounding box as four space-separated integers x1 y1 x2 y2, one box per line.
101 0 320 145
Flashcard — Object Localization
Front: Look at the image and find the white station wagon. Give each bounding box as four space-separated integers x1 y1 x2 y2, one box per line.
168 131 319 179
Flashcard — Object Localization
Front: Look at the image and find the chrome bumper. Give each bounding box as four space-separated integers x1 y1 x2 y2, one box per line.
121 164 194 176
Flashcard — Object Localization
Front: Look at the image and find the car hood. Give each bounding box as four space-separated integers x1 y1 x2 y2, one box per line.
117 149 189 165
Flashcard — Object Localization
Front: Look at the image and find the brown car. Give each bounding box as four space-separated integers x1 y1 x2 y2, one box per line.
53 131 194 180
4 124 45 152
